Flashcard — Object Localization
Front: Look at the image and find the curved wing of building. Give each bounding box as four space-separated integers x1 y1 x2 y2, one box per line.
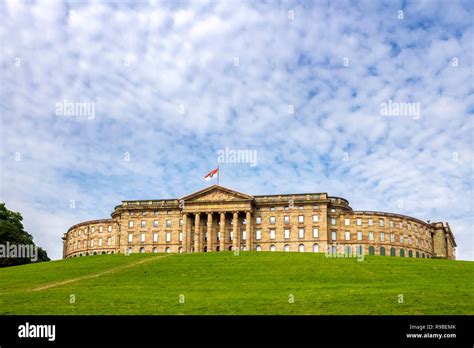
62 185 456 260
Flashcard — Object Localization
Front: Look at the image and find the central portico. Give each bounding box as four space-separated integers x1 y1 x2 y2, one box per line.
180 185 254 253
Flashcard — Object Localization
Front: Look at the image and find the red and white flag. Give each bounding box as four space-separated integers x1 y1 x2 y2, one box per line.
204 167 219 181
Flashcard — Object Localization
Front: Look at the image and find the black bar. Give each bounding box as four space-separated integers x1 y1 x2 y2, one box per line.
0 315 472 346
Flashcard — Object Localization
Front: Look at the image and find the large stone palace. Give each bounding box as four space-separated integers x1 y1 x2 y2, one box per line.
62 185 456 259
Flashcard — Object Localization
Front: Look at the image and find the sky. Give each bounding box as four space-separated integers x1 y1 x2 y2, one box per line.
0 0 472 260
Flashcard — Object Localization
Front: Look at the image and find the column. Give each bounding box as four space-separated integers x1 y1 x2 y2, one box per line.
219 212 226 251
207 212 213 252
182 213 188 253
232 212 239 251
246 211 252 251
194 213 201 252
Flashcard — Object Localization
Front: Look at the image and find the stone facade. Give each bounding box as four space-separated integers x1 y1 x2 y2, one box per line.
62 185 457 260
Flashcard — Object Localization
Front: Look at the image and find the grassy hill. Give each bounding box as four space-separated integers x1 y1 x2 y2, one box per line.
0 252 472 315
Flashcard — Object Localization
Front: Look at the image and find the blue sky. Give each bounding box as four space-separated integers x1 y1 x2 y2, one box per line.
0 0 472 260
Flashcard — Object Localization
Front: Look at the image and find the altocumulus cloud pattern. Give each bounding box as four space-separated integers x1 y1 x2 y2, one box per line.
0 0 472 260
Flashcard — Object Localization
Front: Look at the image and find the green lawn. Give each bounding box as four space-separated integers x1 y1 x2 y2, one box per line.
0 252 472 315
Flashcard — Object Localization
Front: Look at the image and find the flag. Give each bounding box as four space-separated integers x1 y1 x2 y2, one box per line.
204 167 219 181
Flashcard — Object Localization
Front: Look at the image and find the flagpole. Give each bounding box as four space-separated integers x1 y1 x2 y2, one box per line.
217 165 220 185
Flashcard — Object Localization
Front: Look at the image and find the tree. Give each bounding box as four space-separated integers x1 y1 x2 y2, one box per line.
0 203 50 267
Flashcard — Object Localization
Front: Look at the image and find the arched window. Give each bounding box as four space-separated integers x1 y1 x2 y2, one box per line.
369 246 375 255
93 251 97 256
228 245 232 251
380 247 386 256
270 245 276 252
256 245 261 252
152 247 158 253
79 253 82 257
216 246 220 252
422 253 425 258
313 243 319 253
203 246 208 252
101 251 106 255
284 244 290 252
416 251 419 258
165 247 171 253
390 247 396 256
178 247 183 253
298 244 304 252
111 251 114 254
408 250 413 258
400 249 405 257
139 247 145 253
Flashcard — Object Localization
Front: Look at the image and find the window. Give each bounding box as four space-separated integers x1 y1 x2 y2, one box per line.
142 211 146 216
408 250 413 258
179 232 183 242
369 231 374 241
313 228 319 239
166 220 171 227
356 245 363 255
330 218 336 225
298 215 304 223
356 218 362 226
154 220 158 227
330 208 336 213
129 212 134 216
389 221 394 228
331 231 337 241
313 215 319 223
84 227 88 234
298 228 304 239
99 226 103 233
165 247 170 253
242 231 246 240
91 227 95 233
129 221 134 228
127 247 132 254
390 247 396 256
256 229 261 240
153 232 158 242
379 219 384 227
298 244 304 252
270 245 276 252
313 204 318 209
380 247 386 256
368 219 373 226
299 206 304 210
408 237 411 245
256 245 261 252
90 239 94 247
400 249 405 257
230 231 233 240
78 230 82 236
167 210 171 215
270 207 275 211
256 216 261 224
284 216 289 224
369 246 375 255
217 231 220 241
284 244 290 252
399 222 403 229
98 238 102 246
108 225 112 232
166 232 171 242
178 247 183 253
313 243 319 252
270 229 276 240
407 224 411 230
380 232 385 242
141 220 146 228
345 231 350 241
284 206 289 211
269 216 276 224
107 237 112 246
390 233 395 242
179 219 183 226
128 233 133 243
141 233 146 242
284 229 290 239
83 240 87 248
357 231 362 241
154 211 158 216
152 247 157 253
344 218 350 226
399 235 404 244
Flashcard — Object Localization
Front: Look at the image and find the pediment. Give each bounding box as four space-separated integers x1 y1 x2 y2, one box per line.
181 185 253 202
